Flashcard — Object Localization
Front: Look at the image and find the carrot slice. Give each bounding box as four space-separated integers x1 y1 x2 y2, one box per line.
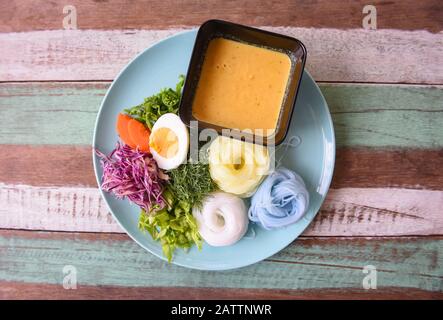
116 113 136 148
128 119 151 153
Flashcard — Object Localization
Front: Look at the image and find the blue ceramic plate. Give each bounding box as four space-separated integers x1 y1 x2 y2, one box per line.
92 30 335 270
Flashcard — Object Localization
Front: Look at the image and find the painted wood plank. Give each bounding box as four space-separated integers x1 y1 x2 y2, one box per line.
1 145 443 190
1 0 441 32
1 281 441 300
1 82 442 147
0 82 105 145
1 184 442 236
307 188 443 236
0 184 120 233
333 148 443 190
1 28 442 83
325 84 443 147
0 145 97 187
0 230 441 292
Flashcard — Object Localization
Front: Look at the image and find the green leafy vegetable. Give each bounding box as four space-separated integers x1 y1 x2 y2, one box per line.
168 162 217 209
138 187 202 262
124 75 185 130
131 75 216 262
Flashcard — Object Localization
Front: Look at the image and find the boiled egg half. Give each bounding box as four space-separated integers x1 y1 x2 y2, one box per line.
149 113 189 170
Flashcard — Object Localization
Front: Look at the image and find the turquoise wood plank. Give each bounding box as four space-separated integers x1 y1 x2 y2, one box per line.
323 84 443 148
0 83 104 146
0 82 442 147
0 231 441 292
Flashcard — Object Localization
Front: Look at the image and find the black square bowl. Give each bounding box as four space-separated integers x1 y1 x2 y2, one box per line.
179 19 307 146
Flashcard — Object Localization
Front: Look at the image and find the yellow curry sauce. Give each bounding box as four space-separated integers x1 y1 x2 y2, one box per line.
192 37 291 135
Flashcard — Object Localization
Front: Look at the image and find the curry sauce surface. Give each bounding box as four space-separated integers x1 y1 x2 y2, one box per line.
192 38 291 134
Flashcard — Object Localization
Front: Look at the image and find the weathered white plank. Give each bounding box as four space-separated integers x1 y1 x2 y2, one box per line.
306 188 443 236
0 183 121 233
1 28 442 83
1 183 442 236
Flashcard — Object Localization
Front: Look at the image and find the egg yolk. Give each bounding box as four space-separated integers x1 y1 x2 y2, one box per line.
149 127 179 158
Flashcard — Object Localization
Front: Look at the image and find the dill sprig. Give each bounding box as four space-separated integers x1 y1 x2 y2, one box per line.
168 162 217 208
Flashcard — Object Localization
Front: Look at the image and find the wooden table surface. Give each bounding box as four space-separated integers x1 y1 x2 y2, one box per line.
0 0 442 299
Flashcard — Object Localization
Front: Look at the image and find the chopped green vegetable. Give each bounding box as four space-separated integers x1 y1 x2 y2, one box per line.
131 75 215 262
168 162 217 209
124 75 185 130
138 187 202 262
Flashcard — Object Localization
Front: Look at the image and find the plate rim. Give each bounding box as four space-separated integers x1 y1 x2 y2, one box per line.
92 29 336 270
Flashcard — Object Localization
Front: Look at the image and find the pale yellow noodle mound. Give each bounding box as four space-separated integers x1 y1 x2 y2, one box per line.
208 136 270 197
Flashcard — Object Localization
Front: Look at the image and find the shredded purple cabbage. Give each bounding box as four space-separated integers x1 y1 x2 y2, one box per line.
95 142 168 213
